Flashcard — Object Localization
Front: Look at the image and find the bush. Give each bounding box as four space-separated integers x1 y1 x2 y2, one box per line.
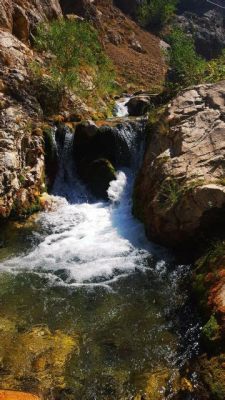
137 0 178 29
166 28 206 88
30 63 64 115
166 28 225 90
204 51 225 84
33 19 116 100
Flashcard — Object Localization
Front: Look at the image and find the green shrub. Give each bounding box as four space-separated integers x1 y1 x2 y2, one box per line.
33 19 116 101
166 28 206 87
137 0 178 29
203 50 225 83
166 28 225 90
158 179 183 208
202 315 220 342
30 63 64 115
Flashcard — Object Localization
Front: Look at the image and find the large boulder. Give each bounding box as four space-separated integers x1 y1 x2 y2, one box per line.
134 81 225 247
74 120 140 169
126 95 151 116
73 119 144 199
79 158 117 200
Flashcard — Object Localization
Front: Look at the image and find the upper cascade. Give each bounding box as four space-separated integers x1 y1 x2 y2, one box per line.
51 108 146 203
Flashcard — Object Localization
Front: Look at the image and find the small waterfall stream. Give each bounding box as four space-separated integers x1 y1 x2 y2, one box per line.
0 106 200 398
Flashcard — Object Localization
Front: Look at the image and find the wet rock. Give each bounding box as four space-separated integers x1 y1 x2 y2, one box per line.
74 120 139 170
134 81 225 247
0 321 78 395
195 354 225 400
126 95 150 116
75 120 98 140
133 368 194 400
134 369 171 400
79 158 116 199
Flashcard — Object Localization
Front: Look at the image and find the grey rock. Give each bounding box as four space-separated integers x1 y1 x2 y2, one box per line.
134 81 225 247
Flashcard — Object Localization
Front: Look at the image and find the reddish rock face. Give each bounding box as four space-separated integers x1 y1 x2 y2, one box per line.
134 82 225 248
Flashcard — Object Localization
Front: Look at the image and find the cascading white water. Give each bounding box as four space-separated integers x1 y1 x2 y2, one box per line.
1 120 161 287
113 97 129 117
0 108 200 397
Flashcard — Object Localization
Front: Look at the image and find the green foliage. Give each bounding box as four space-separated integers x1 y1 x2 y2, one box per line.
202 315 220 342
204 51 225 83
157 176 207 210
33 19 116 105
167 28 225 90
30 63 64 115
158 179 183 208
137 0 178 29
196 240 225 273
18 174 26 185
167 28 206 87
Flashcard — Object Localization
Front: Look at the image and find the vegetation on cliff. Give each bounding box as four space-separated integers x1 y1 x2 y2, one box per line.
167 28 225 89
137 0 178 29
32 19 116 113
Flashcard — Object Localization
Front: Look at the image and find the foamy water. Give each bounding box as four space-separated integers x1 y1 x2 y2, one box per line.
114 97 129 117
2 167 160 286
0 111 200 397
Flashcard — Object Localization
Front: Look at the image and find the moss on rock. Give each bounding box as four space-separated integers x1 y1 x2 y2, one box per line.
80 158 117 200
0 319 79 396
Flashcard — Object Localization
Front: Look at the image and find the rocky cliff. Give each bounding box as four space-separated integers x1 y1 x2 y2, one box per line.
0 1 62 219
134 81 225 248
0 0 62 43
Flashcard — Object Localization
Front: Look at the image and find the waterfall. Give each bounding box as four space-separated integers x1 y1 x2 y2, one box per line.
1 116 157 286
0 101 200 398
113 120 145 169
113 97 129 117
52 127 90 203
51 120 145 204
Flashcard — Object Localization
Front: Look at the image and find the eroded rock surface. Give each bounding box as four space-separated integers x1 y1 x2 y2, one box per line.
0 29 46 218
134 81 225 247
0 0 62 43
126 95 151 116
0 319 78 396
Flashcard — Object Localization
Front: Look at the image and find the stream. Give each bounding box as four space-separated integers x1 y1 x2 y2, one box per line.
0 100 200 399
